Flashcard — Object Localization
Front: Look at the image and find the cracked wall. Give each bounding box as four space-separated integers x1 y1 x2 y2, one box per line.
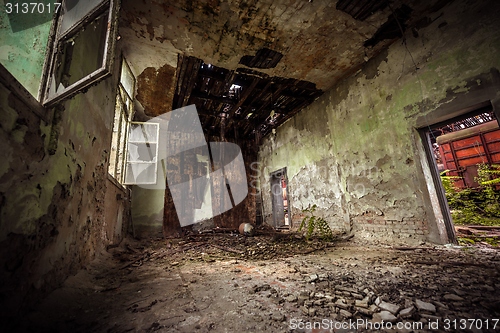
118 0 436 92
257 0 500 244
0 44 130 318
130 63 177 238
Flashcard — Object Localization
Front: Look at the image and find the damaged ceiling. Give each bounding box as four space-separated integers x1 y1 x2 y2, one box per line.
172 54 323 139
119 0 451 139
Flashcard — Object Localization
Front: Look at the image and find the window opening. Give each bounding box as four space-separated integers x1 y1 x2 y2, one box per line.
124 122 159 185
108 59 134 184
42 0 118 106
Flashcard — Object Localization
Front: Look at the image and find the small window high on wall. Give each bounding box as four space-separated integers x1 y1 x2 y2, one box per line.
108 58 134 184
42 0 118 106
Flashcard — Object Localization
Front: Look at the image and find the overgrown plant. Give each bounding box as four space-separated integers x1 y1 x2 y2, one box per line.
298 204 333 241
440 164 500 226
476 163 500 217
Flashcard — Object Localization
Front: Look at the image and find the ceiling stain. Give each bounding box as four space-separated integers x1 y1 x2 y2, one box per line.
119 0 452 136
136 64 177 117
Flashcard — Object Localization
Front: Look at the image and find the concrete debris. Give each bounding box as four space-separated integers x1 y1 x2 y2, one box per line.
354 297 369 308
17 236 500 332
378 300 401 315
339 309 352 318
373 310 398 322
443 293 464 301
307 273 318 282
399 306 416 318
415 299 436 313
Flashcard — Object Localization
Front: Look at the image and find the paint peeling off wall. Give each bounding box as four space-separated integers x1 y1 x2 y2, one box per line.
0 0 52 98
136 64 177 117
0 48 130 318
257 0 500 244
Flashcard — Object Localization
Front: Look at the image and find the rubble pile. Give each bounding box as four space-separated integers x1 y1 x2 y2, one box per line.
18 234 500 333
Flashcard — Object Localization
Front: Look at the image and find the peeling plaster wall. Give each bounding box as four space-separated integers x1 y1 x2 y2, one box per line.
130 63 177 238
0 50 130 317
257 0 500 244
136 64 177 117
132 187 165 238
118 0 424 91
0 0 52 98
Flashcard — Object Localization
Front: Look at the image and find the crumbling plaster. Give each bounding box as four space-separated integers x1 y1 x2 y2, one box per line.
0 45 131 317
257 0 500 244
118 0 440 92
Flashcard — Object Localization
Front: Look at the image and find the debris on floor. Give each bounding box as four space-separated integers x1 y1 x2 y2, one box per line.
455 225 500 247
15 233 500 333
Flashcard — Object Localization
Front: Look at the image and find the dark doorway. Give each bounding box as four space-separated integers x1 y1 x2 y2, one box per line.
270 168 290 229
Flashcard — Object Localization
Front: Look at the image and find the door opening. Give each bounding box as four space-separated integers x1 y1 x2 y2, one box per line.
421 102 500 245
270 168 290 229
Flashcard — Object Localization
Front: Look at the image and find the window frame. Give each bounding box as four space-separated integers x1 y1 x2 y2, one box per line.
41 0 119 107
108 57 135 185
124 122 160 185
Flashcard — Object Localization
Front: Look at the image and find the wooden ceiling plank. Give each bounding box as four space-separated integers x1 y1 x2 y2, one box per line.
223 75 261 133
183 57 203 107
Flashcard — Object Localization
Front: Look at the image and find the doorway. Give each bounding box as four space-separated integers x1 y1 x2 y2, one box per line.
270 168 290 229
421 102 500 245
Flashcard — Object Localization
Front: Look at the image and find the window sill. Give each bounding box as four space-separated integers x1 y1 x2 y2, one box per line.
107 173 130 195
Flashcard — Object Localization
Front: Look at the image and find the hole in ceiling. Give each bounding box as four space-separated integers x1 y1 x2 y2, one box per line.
239 48 283 69
173 55 323 140
336 0 389 21
364 4 412 48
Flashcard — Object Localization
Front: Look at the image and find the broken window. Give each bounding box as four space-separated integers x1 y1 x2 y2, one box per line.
108 58 135 184
42 0 118 106
124 122 159 185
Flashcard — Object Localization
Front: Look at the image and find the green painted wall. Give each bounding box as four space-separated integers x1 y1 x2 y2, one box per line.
0 23 129 317
131 186 164 237
258 0 500 244
0 0 52 98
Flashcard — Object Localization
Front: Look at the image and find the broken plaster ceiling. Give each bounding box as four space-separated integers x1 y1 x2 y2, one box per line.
119 0 451 140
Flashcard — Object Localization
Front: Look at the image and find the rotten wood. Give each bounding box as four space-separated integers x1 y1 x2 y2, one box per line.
169 242 207 255
172 55 322 140
465 225 500 230
210 244 245 254
213 227 238 233
119 257 144 270
413 260 499 268
393 246 432 251
297 243 335 255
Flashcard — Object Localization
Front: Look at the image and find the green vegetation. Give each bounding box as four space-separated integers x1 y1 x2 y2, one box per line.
457 236 499 247
441 164 500 226
298 204 333 241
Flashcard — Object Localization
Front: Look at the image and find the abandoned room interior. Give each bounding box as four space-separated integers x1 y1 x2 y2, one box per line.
1 0 500 331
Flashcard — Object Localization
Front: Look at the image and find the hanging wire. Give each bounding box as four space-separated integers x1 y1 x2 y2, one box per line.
388 2 431 140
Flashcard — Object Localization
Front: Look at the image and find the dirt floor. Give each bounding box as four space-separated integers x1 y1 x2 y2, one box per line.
13 231 500 333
